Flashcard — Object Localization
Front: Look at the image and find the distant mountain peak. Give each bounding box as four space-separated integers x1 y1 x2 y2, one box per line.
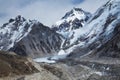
8 15 26 23
61 7 91 21
53 7 91 27
61 7 85 19
52 8 91 39
15 15 26 22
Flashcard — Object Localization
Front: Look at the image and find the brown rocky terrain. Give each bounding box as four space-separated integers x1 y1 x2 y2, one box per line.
0 50 120 80
0 51 39 77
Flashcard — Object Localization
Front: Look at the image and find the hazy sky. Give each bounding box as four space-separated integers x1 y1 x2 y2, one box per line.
0 0 108 26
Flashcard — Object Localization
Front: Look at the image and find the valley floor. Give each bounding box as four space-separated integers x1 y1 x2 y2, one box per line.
0 50 120 80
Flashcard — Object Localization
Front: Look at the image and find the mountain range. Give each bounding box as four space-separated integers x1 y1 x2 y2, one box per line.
0 0 120 80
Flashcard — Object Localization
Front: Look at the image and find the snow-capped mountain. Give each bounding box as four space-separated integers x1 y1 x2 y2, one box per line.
52 8 91 32
0 0 120 79
0 15 34 50
52 8 91 48
68 0 120 58
0 0 120 60
0 15 62 58
86 0 120 58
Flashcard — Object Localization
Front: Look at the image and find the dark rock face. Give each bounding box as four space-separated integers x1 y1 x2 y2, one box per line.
93 23 120 58
86 0 120 58
9 22 62 58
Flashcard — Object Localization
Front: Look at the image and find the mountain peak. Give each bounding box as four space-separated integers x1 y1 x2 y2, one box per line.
0 15 35 50
8 15 26 24
52 8 91 33
14 15 26 22
52 8 92 48
54 8 91 27
61 7 90 20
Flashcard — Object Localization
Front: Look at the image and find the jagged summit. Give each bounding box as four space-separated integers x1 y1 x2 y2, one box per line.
8 15 25 22
52 8 91 47
61 7 91 20
51 8 91 48
53 7 91 28
0 15 34 50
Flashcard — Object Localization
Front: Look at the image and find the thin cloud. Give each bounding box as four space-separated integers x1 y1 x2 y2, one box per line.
76 0 108 13
72 0 85 5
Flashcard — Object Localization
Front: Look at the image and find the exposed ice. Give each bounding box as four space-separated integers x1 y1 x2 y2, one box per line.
94 72 103 76
34 49 70 63
34 57 56 64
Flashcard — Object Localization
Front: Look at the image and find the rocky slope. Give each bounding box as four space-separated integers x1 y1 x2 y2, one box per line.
0 15 62 58
0 51 65 80
0 51 39 77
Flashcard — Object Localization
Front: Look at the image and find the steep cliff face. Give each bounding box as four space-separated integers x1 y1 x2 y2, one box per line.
91 22 120 58
10 22 62 58
0 15 62 58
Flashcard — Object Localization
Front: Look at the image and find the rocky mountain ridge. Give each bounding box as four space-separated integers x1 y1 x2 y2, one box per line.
0 15 62 58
